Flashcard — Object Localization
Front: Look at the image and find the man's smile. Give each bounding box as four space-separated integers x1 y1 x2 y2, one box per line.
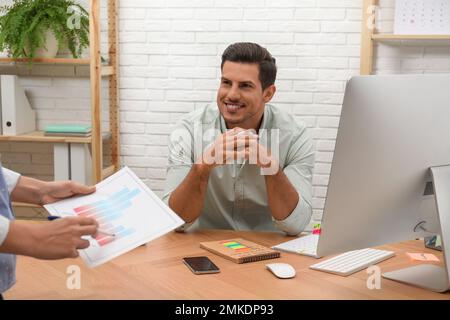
224 102 245 113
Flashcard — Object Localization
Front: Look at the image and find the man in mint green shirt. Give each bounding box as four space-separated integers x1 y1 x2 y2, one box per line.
163 42 314 236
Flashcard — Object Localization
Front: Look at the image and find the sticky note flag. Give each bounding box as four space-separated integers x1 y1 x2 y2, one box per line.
230 245 246 249
312 223 321 235
406 252 440 262
223 241 239 246
435 235 442 248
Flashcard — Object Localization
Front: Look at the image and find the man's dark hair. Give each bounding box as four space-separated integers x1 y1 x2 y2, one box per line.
221 42 277 90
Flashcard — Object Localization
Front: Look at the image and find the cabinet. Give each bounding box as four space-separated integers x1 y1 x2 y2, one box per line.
0 0 120 188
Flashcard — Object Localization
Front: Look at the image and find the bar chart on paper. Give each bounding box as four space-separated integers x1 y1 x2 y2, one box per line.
44 167 184 267
74 187 141 246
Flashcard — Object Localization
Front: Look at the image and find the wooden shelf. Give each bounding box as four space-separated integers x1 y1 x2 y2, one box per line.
0 131 113 144
0 0 120 184
360 0 450 74
102 165 116 179
372 34 450 41
0 131 92 143
0 57 115 76
0 57 90 64
101 65 115 76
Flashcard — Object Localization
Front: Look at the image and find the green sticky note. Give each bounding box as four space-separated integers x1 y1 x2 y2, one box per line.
436 235 442 247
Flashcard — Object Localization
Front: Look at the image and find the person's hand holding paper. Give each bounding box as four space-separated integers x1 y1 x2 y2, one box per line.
44 167 184 267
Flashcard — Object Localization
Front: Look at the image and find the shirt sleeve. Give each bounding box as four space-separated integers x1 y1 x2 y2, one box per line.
0 214 11 246
272 125 315 236
0 168 20 246
2 167 21 194
162 119 197 232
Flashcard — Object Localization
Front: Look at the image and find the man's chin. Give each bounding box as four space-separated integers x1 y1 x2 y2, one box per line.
222 114 243 124
219 109 240 121
223 117 242 125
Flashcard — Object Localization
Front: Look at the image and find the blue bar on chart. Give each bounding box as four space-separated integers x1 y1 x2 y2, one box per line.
73 187 141 246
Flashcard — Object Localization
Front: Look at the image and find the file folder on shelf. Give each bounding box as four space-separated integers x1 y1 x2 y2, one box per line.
0 75 36 135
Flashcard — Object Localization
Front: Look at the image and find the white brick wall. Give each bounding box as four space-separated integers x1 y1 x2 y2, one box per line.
1 0 450 229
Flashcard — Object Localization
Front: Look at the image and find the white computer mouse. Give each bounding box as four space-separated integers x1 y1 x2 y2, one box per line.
265 263 296 279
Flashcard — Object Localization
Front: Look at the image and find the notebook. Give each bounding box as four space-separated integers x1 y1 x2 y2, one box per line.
44 124 92 133
44 131 91 137
199 238 280 264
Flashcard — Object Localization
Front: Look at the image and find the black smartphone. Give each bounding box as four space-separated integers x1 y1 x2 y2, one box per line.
183 256 220 275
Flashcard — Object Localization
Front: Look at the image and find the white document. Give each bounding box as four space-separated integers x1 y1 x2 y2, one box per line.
44 167 184 267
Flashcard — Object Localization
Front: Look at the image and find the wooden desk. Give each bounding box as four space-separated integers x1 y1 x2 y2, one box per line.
5 230 450 299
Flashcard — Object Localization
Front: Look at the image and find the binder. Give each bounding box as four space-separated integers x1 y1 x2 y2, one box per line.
53 143 92 185
54 143 70 181
0 75 36 135
200 238 280 264
70 143 92 185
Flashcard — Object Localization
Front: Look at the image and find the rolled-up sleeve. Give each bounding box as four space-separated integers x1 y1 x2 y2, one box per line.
0 167 21 246
2 167 21 194
273 125 314 236
162 119 196 231
0 215 10 246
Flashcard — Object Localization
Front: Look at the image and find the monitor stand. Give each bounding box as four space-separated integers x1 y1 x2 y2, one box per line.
382 165 450 292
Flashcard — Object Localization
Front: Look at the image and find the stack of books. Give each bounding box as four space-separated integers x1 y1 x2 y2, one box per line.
44 124 92 137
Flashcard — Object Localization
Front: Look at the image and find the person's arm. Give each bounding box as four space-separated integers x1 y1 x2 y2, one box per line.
264 163 300 221
168 164 211 223
0 167 98 258
257 127 314 235
164 123 254 226
0 216 98 259
10 176 95 205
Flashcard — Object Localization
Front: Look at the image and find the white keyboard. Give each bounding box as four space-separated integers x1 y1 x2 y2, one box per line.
309 248 395 276
272 234 320 258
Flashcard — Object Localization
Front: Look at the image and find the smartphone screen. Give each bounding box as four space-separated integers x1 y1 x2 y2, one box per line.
183 256 220 274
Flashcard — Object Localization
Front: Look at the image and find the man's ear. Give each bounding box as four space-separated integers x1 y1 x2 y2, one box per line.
263 85 276 103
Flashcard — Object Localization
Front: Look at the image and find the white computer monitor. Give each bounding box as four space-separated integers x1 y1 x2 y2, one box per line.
316 74 450 292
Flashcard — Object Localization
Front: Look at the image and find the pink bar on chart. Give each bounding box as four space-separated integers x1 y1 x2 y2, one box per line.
74 204 93 214
76 209 98 217
96 235 115 246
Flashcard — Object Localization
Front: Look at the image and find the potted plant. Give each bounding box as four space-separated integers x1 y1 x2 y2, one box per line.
0 0 89 61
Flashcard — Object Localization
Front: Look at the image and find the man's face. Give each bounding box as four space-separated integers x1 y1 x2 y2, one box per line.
217 61 275 130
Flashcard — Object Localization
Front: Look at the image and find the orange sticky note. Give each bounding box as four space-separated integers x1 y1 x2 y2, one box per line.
406 252 440 262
